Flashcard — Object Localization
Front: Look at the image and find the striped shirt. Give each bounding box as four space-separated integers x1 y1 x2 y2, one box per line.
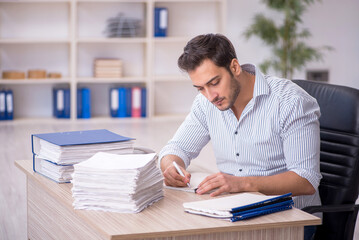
159 64 322 209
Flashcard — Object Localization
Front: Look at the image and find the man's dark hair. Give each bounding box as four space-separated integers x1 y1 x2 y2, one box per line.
178 33 237 73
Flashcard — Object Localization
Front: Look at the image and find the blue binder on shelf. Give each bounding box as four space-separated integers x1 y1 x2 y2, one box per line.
77 89 83 118
118 87 127 118
0 90 6 120
141 87 147 117
53 88 65 118
63 88 70 118
77 88 91 119
110 87 119 117
154 7 168 37
126 87 132 117
82 88 91 118
5 90 14 120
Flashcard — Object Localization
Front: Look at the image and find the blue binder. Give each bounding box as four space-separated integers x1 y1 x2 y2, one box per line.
81 88 91 118
53 88 65 118
109 88 119 117
77 89 83 118
63 89 70 118
154 7 168 37
118 87 127 118
126 87 132 117
141 87 147 117
0 90 6 120
5 90 14 120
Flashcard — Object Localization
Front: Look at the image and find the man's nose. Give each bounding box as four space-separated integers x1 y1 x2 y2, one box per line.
204 88 217 102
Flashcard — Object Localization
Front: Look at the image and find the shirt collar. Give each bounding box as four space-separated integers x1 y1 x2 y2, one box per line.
241 64 270 98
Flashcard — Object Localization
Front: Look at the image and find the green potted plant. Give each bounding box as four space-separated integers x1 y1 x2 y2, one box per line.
244 0 332 79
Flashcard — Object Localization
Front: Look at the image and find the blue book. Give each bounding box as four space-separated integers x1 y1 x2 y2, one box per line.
77 89 83 118
63 88 70 118
154 7 168 37
141 87 147 117
109 88 119 117
0 90 6 120
81 88 91 118
31 129 135 164
5 90 14 120
126 87 132 117
118 87 127 118
33 154 73 183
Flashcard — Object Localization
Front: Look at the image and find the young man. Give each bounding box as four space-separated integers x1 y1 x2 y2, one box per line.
159 34 321 212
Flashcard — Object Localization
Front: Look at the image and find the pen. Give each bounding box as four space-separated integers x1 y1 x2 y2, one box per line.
172 161 191 188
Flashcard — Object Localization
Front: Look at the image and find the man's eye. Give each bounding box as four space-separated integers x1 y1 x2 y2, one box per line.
211 80 219 86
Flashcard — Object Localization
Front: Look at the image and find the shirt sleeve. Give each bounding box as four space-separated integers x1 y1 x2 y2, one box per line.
280 93 322 189
158 94 211 168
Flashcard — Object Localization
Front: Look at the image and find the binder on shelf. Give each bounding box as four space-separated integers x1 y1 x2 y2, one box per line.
110 87 120 117
118 87 127 118
154 7 168 37
82 88 91 119
31 129 135 165
131 87 141 117
5 90 14 120
126 87 132 117
141 87 146 117
77 88 91 119
63 88 70 118
183 193 293 222
0 90 6 120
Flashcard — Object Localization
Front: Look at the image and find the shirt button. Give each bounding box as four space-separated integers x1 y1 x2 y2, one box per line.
236 153 239 156
239 169 242 172
235 131 238 134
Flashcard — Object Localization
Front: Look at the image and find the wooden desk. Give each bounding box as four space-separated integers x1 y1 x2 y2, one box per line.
16 160 321 240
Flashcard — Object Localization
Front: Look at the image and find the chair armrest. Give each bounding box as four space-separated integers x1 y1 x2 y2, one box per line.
302 204 359 214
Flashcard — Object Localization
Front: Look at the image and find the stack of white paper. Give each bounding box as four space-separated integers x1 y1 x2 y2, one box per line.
72 152 164 213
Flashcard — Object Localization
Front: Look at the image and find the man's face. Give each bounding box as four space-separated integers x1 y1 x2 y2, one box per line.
190 59 240 111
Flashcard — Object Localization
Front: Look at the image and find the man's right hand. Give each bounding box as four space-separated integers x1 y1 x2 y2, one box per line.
160 155 191 187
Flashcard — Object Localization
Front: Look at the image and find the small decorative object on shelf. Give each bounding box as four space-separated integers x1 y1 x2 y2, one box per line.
2 71 25 80
28 69 47 79
103 13 142 38
48 72 62 79
94 58 123 78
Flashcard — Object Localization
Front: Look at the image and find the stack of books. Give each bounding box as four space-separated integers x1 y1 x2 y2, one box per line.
94 58 123 78
32 129 135 183
72 152 163 213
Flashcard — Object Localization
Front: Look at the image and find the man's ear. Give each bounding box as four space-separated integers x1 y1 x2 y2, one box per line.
230 59 241 76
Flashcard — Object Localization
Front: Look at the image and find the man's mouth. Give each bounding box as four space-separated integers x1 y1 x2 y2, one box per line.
213 97 224 106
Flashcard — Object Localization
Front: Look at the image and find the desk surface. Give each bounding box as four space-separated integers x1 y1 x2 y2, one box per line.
16 160 321 240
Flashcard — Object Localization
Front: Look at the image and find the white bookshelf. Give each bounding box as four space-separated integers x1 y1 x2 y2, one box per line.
0 0 226 120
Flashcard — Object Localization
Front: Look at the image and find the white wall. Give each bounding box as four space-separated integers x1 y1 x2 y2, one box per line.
226 0 359 89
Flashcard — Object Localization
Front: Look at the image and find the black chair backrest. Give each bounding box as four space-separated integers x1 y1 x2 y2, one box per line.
293 79 359 239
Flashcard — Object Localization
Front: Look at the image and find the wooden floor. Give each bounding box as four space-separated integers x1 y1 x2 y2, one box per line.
0 118 358 240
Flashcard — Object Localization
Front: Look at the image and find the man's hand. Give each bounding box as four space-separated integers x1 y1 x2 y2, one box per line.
196 172 246 197
161 155 191 187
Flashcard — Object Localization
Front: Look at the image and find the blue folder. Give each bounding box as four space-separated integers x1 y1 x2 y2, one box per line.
154 7 168 37
31 129 134 148
126 87 132 117
110 88 119 117
5 90 14 120
141 87 147 117
0 90 6 120
77 89 83 118
118 87 127 118
81 88 91 118
63 88 70 118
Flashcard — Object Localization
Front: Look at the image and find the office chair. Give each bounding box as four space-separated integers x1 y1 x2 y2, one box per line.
293 80 359 240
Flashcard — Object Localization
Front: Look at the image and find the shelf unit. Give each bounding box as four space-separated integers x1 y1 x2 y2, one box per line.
0 0 226 120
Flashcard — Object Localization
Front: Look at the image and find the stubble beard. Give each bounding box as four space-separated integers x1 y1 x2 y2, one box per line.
213 76 241 111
